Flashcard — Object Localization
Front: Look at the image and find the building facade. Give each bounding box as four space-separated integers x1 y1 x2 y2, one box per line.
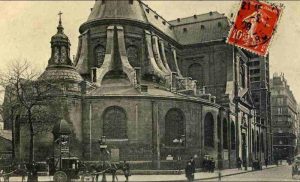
271 73 298 160
248 55 272 162
4 0 270 169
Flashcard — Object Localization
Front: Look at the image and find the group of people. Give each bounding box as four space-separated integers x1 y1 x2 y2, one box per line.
202 157 215 173
185 156 216 181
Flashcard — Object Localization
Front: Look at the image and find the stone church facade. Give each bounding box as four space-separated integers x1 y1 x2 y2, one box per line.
6 0 271 169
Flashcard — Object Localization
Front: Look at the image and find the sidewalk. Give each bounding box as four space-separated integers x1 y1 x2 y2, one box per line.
6 165 279 182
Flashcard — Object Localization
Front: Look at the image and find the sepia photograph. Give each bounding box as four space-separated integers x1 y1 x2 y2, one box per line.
0 0 299 181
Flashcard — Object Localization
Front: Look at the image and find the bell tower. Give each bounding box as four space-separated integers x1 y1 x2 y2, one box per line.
39 12 82 83
48 11 72 67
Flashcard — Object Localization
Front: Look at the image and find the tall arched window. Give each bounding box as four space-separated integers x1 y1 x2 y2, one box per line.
204 113 214 147
231 121 236 150
95 45 106 67
188 63 204 88
223 119 228 149
103 106 127 139
165 108 185 146
127 46 139 68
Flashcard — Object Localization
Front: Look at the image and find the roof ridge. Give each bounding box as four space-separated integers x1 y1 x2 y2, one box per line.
171 16 228 27
168 11 222 23
140 0 173 26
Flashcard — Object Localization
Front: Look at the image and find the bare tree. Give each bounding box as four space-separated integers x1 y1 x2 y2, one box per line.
0 60 59 181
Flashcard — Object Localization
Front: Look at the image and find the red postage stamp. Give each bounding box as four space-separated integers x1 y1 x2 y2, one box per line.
227 0 282 56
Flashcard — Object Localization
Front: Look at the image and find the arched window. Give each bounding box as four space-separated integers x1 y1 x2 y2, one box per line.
188 63 204 88
103 106 127 139
95 45 106 67
223 119 228 149
231 121 236 150
165 108 185 146
204 113 214 147
127 46 139 68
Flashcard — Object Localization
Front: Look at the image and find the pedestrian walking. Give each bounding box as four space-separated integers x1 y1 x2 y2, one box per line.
265 158 268 168
202 157 208 172
237 157 242 170
189 157 196 179
185 162 194 182
210 158 215 173
122 161 130 182
208 158 213 173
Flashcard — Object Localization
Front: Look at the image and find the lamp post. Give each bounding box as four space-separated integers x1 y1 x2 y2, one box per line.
173 135 185 172
98 136 107 182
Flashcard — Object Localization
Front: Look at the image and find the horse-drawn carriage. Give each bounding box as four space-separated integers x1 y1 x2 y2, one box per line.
48 156 81 182
49 156 130 182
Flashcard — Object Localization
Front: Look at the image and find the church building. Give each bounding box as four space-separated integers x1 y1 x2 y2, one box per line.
5 0 270 169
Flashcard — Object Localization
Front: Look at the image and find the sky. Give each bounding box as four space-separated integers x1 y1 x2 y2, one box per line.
0 1 299 101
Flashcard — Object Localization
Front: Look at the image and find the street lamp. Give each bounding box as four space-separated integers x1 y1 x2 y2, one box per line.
173 135 185 172
98 136 108 182
98 136 108 161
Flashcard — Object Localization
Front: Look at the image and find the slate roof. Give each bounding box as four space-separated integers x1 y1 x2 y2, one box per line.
84 1 230 45
88 0 147 23
170 12 230 45
169 11 225 26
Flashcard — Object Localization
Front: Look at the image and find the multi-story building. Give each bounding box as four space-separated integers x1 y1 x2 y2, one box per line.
296 106 300 155
271 73 298 160
248 55 272 162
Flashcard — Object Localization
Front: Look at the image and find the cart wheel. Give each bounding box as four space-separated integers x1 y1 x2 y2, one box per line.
53 171 68 182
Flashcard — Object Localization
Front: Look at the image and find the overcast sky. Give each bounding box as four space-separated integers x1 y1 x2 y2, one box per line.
0 1 299 102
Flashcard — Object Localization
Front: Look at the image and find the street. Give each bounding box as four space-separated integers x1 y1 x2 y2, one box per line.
206 164 298 181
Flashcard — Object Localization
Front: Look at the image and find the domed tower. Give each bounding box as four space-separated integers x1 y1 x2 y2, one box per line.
74 0 180 91
39 12 83 87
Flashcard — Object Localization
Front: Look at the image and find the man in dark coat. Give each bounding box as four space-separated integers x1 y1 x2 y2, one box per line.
122 161 130 182
190 157 196 172
237 157 242 170
210 158 215 173
185 162 194 182
265 158 269 168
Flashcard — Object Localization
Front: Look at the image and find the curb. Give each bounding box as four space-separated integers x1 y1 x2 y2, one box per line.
7 165 282 182
197 165 280 181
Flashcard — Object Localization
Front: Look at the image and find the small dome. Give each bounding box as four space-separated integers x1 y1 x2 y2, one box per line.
52 119 71 135
38 66 83 83
51 32 69 42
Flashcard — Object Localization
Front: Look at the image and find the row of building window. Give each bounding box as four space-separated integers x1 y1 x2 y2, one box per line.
102 106 237 149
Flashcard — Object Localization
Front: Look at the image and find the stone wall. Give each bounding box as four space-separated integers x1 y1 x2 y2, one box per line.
80 96 219 162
